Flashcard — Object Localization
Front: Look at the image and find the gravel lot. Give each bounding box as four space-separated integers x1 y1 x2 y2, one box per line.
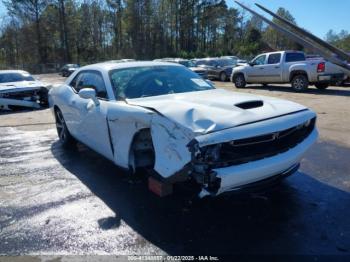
0 74 349 257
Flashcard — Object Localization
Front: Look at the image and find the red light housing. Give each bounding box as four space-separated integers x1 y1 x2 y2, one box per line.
317 62 325 73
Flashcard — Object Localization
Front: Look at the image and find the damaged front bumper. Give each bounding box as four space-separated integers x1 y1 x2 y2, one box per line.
0 87 48 110
186 110 318 197
198 128 317 197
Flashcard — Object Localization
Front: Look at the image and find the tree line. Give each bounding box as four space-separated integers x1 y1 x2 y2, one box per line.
0 0 349 72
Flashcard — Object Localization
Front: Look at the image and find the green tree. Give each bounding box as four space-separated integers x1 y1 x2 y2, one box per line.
326 29 350 52
3 0 48 63
263 7 302 51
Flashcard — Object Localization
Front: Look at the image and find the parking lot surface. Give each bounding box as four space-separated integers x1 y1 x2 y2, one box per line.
0 74 349 257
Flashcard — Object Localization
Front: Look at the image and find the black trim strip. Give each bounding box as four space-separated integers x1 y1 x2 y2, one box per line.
248 74 280 77
106 118 114 156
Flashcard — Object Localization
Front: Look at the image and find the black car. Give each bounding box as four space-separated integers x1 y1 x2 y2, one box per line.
60 64 80 77
195 58 237 81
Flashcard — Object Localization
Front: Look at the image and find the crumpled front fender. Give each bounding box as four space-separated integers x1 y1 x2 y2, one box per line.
150 114 195 179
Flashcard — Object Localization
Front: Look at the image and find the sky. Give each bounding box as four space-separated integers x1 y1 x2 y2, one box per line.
228 0 350 38
0 0 349 38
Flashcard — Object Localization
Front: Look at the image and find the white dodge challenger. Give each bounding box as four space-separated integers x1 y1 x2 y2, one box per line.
49 61 318 197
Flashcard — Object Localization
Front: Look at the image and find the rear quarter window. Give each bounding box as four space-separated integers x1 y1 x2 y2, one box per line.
195 60 205 66
285 53 305 62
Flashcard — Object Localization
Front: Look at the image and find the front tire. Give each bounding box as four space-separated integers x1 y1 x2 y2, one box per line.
233 74 246 88
315 83 329 90
291 74 308 92
55 108 75 148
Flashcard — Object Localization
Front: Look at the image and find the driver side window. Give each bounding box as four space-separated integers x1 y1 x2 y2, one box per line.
70 71 108 99
252 55 267 65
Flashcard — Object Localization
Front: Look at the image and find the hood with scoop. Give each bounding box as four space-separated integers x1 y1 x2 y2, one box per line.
0 80 45 94
127 89 307 134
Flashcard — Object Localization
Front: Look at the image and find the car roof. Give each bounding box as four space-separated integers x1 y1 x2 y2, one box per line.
0 70 31 75
258 50 304 56
196 57 234 61
196 57 219 60
80 61 184 71
153 58 189 61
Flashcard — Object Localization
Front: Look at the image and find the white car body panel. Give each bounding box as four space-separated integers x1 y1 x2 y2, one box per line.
150 114 194 178
127 89 306 134
195 109 315 147
0 81 44 93
0 97 41 109
107 103 153 168
49 61 318 196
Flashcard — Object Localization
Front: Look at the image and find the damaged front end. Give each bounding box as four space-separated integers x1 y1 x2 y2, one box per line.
186 115 317 197
0 86 49 110
128 90 318 198
187 140 222 195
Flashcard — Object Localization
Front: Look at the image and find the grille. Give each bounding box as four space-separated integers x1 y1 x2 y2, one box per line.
0 90 38 99
200 118 316 168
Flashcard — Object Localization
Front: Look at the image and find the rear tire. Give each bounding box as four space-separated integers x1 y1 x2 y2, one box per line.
219 72 227 82
55 108 76 148
291 74 308 92
315 83 329 90
234 74 246 88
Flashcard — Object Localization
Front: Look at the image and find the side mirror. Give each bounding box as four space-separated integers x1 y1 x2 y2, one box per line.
248 62 255 66
78 88 100 105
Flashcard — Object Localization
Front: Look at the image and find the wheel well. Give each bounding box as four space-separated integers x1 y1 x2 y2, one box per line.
52 106 74 137
53 105 60 113
233 72 244 81
290 71 308 82
129 128 155 171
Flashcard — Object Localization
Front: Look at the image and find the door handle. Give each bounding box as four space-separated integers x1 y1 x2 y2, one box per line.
275 66 280 69
259 67 264 70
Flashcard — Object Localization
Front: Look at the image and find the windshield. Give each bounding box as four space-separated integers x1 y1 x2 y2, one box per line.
219 59 237 66
0 73 35 83
177 60 195 67
67 64 79 68
109 66 215 99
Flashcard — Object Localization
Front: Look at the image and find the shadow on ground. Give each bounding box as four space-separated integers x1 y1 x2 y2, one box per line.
0 107 48 116
50 140 350 255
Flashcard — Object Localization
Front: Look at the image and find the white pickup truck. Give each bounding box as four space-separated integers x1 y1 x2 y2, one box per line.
231 51 346 91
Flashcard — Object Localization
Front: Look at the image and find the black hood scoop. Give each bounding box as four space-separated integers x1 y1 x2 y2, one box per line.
235 100 264 109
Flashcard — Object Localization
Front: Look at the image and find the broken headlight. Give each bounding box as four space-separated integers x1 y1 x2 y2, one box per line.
202 144 222 162
188 139 222 163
